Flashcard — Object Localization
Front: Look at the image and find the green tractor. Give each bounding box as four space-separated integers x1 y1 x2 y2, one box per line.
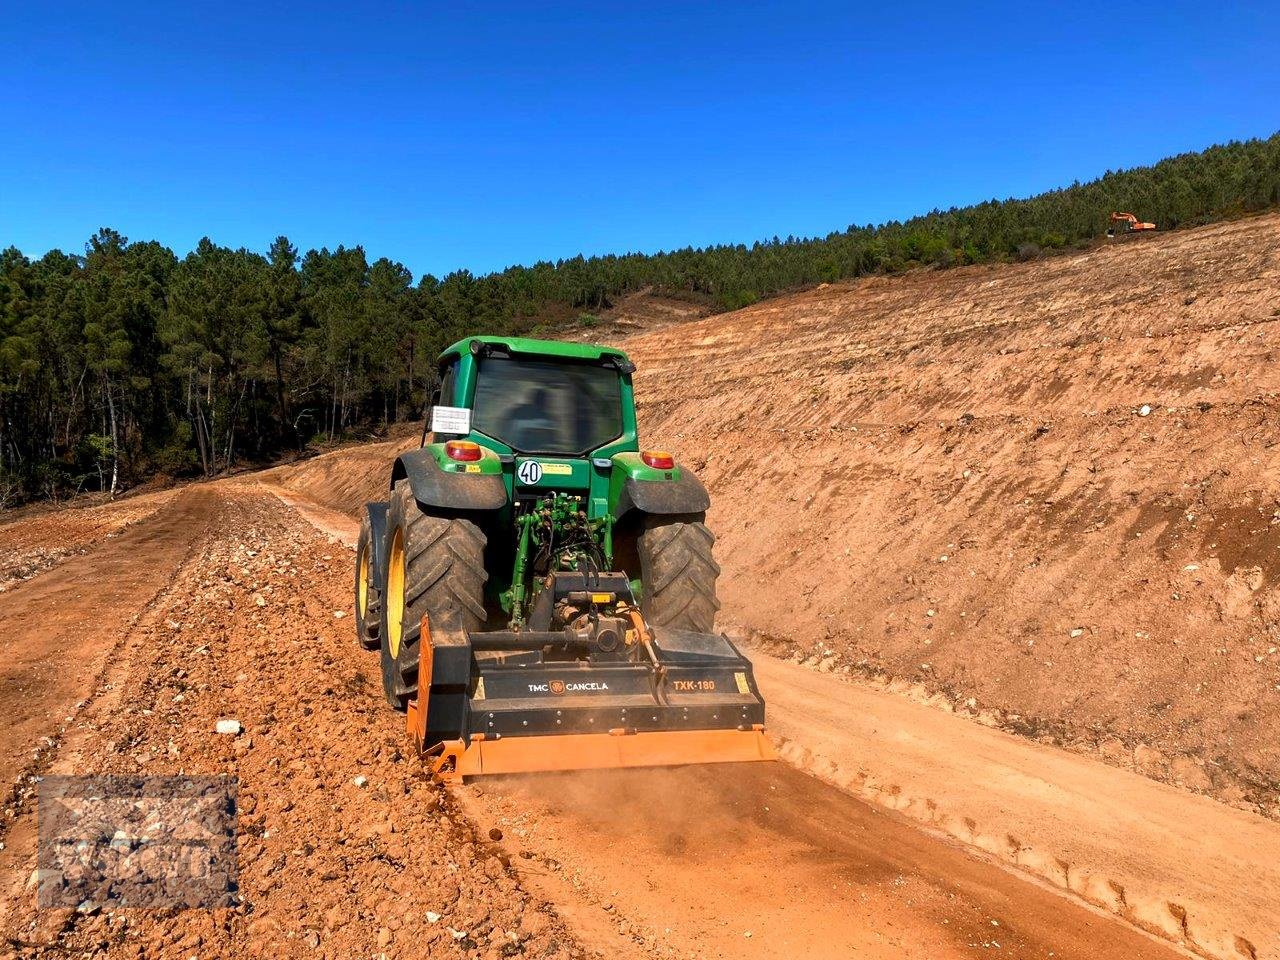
354 336 771 780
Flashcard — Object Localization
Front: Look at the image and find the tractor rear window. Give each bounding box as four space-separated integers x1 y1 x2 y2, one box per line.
472 356 624 455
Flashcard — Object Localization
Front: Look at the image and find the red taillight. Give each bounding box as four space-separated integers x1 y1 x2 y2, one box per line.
445 440 483 462
641 450 675 470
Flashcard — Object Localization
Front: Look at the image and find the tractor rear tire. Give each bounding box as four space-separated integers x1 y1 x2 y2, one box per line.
379 479 487 708
637 515 720 633
354 512 381 651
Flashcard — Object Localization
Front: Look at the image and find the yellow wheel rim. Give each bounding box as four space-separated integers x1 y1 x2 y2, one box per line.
386 527 406 658
357 546 370 618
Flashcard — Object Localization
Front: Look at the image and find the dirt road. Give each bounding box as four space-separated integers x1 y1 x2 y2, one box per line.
0 481 1187 960
1 483 581 959
0 488 213 798
0 488 178 590
756 654 1280 958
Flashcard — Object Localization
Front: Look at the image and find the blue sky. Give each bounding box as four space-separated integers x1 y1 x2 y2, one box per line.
2 1 1277 279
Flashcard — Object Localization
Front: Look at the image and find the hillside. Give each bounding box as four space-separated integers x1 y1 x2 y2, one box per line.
625 212 1280 812
264 213 1280 815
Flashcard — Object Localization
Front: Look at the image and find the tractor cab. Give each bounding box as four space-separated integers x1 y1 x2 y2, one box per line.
424 338 660 627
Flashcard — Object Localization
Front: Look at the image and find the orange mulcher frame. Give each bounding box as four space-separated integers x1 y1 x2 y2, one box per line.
405 614 775 783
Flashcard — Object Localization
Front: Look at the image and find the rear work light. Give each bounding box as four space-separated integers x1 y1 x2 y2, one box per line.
445 440 483 462
641 450 675 470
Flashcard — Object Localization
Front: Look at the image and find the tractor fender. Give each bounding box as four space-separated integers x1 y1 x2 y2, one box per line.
363 500 390 573
391 448 508 512
614 469 710 518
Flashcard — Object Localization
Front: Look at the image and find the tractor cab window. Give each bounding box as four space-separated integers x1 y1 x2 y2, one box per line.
472 356 623 455
437 359 458 408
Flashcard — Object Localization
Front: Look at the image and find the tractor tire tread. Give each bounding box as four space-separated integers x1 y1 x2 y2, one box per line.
355 512 382 650
380 480 487 708
638 516 720 633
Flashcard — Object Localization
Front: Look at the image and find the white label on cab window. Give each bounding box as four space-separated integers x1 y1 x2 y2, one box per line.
430 406 471 435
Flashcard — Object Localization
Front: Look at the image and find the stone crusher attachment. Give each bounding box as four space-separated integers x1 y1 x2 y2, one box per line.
354 335 774 780
405 580 772 782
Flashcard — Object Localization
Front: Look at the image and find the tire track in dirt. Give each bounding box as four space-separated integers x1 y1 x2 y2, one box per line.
754 653 1278 960
0 487 223 830
0 488 180 591
460 764 1186 960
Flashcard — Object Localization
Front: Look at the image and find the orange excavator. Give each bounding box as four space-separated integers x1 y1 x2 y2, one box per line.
1106 212 1156 238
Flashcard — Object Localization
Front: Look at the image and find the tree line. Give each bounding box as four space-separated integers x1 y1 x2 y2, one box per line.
2 132 1278 505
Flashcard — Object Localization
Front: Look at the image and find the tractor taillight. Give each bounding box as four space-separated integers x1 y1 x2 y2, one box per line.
641 450 675 469
446 440 483 462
